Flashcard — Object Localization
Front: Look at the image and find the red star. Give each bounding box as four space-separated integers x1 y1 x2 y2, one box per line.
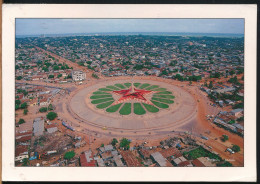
111 87 154 105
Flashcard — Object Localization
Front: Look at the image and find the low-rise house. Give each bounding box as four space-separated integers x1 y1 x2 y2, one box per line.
45 124 58 134
80 150 96 167
151 152 172 167
120 151 142 167
230 108 243 117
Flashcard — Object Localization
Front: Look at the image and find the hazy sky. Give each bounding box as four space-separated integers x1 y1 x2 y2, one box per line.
16 19 244 35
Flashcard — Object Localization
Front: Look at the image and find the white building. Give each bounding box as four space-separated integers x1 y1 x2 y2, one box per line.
71 70 86 81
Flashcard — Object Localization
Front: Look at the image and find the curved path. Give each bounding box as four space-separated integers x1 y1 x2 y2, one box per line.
68 79 197 134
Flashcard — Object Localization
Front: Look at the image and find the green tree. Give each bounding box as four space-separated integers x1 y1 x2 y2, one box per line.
22 158 30 166
111 138 118 146
101 143 104 147
222 135 229 142
232 145 240 152
16 76 23 80
217 161 232 167
120 138 131 150
15 100 21 105
57 74 62 78
20 102 28 109
209 81 213 89
39 107 48 112
23 109 28 115
46 112 58 120
48 104 54 111
64 151 75 160
48 75 54 79
18 118 25 124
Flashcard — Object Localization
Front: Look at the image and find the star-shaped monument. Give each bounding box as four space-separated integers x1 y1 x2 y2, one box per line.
110 84 154 105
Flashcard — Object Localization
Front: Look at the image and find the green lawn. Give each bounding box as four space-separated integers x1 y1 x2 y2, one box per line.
134 83 141 87
145 85 159 90
93 91 110 95
96 101 115 109
155 91 172 95
153 94 175 99
153 88 167 91
151 100 169 108
152 97 174 104
119 103 132 115
91 98 114 104
99 88 113 91
134 103 146 115
115 83 126 89
142 103 159 113
183 146 222 161
106 85 121 90
90 95 112 99
139 83 151 89
106 103 123 113
124 83 131 88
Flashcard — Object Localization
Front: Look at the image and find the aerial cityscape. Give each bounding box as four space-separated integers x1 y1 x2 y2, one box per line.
15 19 244 167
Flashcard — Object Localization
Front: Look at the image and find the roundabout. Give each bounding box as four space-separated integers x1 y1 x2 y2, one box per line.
68 78 198 134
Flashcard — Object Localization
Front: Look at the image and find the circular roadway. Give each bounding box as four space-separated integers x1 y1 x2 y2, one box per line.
69 79 197 132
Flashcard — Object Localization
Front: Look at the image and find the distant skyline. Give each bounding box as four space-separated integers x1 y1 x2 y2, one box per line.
16 19 244 36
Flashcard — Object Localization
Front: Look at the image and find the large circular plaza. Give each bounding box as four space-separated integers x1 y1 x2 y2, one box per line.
68 79 198 133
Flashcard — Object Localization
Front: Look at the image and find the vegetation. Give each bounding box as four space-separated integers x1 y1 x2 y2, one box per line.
139 83 151 89
106 85 120 90
98 88 113 91
90 95 113 99
183 146 221 161
142 103 159 113
115 83 126 89
222 135 229 142
155 91 172 95
111 138 118 146
124 83 131 88
145 85 159 90
20 102 28 109
48 104 54 111
16 76 23 80
151 97 174 104
133 83 141 87
232 145 240 152
91 98 114 104
96 101 115 109
153 88 167 91
23 109 28 115
92 73 99 79
228 120 235 124
39 107 48 113
153 94 175 99
64 151 75 160
48 75 54 79
120 138 131 150
216 161 233 167
106 103 122 113
18 118 25 124
151 100 169 109
46 112 58 120
133 103 146 115
119 103 132 115
93 91 110 95
22 158 30 166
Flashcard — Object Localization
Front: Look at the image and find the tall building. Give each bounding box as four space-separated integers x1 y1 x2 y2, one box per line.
71 70 86 81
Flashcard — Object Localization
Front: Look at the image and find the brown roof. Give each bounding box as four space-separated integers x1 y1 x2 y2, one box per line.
45 124 57 129
159 147 182 158
15 145 28 157
16 131 32 137
139 149 157 159
178 160 191 167
120 151 142 167
16 135 32 143
192 159 206 167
